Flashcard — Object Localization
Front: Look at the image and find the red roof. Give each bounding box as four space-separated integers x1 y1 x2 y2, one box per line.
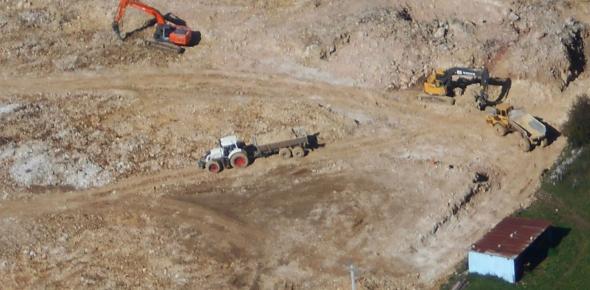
471 216 551 258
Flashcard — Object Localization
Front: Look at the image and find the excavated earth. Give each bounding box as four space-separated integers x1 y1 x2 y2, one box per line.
0 0 589 289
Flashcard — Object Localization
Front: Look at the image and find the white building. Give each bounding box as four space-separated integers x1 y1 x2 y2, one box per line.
468 217 551 283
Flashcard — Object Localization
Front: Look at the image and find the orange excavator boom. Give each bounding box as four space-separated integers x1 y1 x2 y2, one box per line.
114 0 166 26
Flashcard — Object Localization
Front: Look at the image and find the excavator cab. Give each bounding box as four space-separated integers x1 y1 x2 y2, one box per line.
423 69 448 95
154 24 191 46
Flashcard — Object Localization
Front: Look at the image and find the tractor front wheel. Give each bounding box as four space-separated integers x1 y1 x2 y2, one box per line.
206 160 223 174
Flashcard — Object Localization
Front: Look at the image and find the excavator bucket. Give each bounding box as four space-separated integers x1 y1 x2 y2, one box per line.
112 22 125 40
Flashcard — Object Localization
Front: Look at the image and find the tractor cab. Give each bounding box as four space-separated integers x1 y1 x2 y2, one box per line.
218 135 245 153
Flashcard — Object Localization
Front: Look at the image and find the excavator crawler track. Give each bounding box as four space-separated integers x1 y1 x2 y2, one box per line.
417 94 456 105
146 40 185 54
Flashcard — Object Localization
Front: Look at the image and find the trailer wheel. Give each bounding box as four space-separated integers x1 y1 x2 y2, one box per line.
494 124 507 136
519 137 532 152
206 160 223 173
292 146 305 158
230 152 249 168
279 148 292 159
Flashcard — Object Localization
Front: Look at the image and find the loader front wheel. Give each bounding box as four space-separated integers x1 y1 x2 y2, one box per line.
206 160 223 173
279 148 292 159
495 124 508 136
519 137 532 152
230 152 249 169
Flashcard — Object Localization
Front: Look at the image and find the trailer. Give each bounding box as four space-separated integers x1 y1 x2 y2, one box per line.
253 135 311 159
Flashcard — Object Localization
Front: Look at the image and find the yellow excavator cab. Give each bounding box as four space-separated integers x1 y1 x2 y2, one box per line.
423 68 447 95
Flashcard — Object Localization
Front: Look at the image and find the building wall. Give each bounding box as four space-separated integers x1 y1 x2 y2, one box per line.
468 251 516 283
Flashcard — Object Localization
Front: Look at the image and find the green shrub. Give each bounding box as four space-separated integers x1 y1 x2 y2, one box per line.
562 94 590 148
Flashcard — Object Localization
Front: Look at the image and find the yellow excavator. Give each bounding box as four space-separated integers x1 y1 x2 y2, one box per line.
423 67 491 110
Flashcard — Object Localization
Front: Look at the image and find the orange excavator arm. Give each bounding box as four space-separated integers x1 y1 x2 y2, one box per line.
114 0 166 26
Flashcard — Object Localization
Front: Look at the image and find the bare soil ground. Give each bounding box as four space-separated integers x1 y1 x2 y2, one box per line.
1 0 589 289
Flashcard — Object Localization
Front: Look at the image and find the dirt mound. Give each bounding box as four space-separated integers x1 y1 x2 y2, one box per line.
2 0 587 93
285 1 588 91
494 2 588 90
289 5 508 89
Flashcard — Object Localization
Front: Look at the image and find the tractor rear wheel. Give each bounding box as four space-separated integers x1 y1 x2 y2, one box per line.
206 160 223 173
519 137 532 152
230 152 249 169
292 146 305 158
279 148 292 159
494 124 508 136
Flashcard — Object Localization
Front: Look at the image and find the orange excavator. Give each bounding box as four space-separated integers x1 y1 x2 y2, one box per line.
112 0 193 53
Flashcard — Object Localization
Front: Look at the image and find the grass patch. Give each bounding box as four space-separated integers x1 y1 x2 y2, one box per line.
442 147 590 290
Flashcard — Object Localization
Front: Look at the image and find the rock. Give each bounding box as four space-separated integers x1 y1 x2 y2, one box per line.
434 27 447 39
508 11 520 22
303 44 321 59
0 14 8 28
18 9 50 27
0 104 21 115
53 55 79 71
533 31 547 39
8 141 112 189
